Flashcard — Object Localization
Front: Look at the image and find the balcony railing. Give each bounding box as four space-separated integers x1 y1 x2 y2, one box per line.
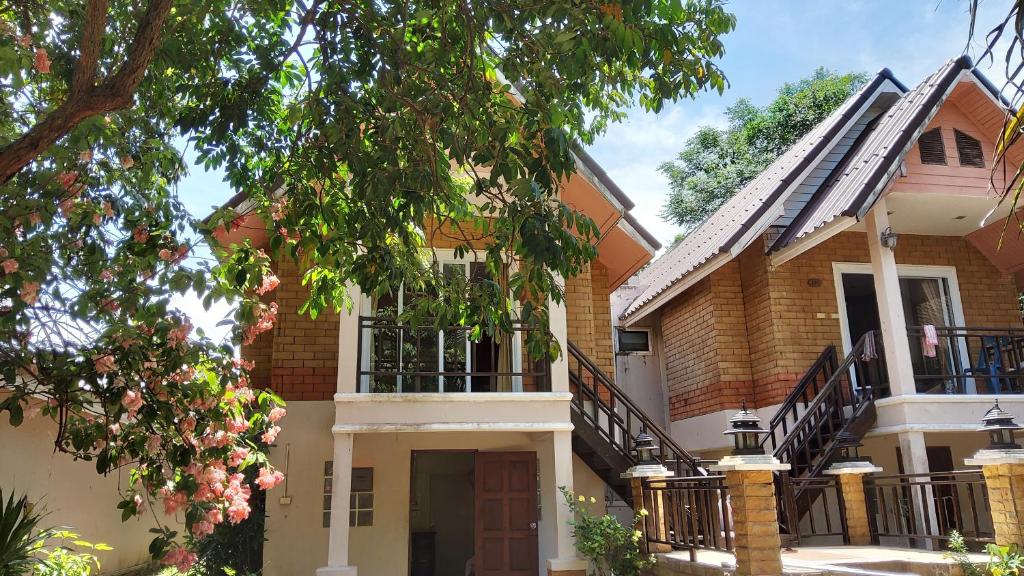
907 326 1024 394
355 316 550 393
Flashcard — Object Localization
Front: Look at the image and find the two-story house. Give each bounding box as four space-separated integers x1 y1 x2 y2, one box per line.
213 148 691 576
615 56 1024 489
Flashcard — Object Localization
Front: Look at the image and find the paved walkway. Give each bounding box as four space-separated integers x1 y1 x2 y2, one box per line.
656 546 988 575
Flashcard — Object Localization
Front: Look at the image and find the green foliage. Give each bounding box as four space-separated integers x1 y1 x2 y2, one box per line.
660 68 869 230
0 490 49 576
560 487 654 576
31 530 112 576
947 530 984 576
946 530 1024 576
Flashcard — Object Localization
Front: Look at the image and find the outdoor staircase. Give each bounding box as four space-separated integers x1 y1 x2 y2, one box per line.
764 331 889 535
566 340 704 505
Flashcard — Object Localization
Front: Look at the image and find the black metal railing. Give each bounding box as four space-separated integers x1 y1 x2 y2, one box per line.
761 345 839 457
865 470 993 548
640 475 732 560
567 341 702 476
356 316 550 393
907 326 1024 395
777 475 848 545
772 331 888 479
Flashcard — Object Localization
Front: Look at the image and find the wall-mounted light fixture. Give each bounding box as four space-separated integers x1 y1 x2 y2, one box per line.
879 227 899 249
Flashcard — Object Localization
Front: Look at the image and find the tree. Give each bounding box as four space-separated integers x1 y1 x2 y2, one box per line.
0 0 734 569
659 68 868 231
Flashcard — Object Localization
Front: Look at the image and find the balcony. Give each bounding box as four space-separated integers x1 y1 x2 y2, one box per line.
907 326 1024 395
354 316 551 394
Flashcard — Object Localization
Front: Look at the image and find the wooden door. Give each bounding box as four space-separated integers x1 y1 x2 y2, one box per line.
474 452 538 576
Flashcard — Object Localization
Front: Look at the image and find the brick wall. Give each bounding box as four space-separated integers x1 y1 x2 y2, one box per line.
665 231 1022 422
242 258 340 401
590 262 615 377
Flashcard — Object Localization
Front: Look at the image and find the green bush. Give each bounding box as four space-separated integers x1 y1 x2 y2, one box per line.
947 530 1024 576
560 487 655 576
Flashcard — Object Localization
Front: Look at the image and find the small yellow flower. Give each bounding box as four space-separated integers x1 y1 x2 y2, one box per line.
639 508 649 516
590 496 597 504
578 495 585 502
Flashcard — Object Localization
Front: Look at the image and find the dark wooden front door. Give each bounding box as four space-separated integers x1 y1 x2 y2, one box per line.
474 452 538 576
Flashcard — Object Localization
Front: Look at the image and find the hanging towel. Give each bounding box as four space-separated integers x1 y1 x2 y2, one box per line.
861 331 877 361
922 324 939 358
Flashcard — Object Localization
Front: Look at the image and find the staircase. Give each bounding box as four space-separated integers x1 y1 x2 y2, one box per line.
764 331 889 535
566 340 704 504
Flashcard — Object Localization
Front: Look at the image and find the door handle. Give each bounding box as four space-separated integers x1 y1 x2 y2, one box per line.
529 522 537 530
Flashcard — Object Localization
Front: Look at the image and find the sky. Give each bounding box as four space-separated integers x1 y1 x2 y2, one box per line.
171 0 1014 340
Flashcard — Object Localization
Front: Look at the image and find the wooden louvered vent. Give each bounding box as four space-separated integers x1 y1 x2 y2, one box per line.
955 129 985 168
918 128 946 165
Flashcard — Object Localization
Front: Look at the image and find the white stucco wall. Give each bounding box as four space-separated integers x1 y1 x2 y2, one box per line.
0 414 164 573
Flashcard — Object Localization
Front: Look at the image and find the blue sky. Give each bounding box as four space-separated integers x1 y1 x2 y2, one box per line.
173 0 1012 339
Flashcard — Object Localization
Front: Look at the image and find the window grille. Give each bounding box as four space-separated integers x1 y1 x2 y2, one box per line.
918 128 947 165
954 129 985 168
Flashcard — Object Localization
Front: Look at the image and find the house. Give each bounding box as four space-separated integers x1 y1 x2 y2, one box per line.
211 148 679 576
615 56 1024 491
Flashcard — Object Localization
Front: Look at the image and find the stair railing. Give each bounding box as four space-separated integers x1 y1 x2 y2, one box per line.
566 340 702 476
771 331 888 479
760 345 839 457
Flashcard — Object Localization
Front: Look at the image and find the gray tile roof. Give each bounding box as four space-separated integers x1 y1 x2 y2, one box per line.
780 57 972 244
621 69 901 319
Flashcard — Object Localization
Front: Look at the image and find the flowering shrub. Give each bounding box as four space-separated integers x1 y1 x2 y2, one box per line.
559 487 655 576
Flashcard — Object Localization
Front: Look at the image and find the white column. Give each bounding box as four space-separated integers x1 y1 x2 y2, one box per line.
549 274 570 393
898 430 938 549
865 198 916 397
337 285 362 395
546 429 588 574
316 433 357 576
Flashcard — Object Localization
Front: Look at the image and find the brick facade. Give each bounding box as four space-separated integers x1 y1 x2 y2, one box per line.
565 262 615 377
663 231 1023 422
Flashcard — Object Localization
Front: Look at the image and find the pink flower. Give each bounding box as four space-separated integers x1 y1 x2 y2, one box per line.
206 508 224 525
255 467 285 490
79 150 93 163
260 425 281 445
102 200 114 217
226 416 249 433
226 498 251 525
228 447 250 467
232 358 256 371
167 320 193 347
19 281 39 305
16 35 30 48
268 406 287 423
2 259 18 274
100 269 114 282
160 489 188 516
33 48 50 73
161 546 197 572
133 493 146 514
158 248 172 261
108 422 120 436
132 226 149 243
121 389 144 415
93 354 116 374
270 198 288 221
191 520 215 539
120 155 135 169
56 171 78 190
256 273 280 295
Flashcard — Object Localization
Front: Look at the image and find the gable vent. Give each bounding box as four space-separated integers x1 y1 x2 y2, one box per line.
955 129 985 168
918 128 947 165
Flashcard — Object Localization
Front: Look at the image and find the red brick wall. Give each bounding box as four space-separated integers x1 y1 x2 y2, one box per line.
664 231 1023 422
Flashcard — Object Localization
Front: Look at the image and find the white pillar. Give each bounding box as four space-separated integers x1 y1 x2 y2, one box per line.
549 274 570 393
316 433 357 576
865 198 916 397
546 429 588 574
898 430 938 549
337 285 362 395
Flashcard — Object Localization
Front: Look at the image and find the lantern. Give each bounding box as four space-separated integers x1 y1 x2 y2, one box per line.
633 432 659 466
832 431 868 463
979 400 1022 450
724 401 768 456
880 227 899 249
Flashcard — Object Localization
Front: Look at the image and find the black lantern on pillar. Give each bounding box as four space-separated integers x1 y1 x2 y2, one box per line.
724 401 768 456
980 400 1022 450
833 431 869 463
633 432 660 466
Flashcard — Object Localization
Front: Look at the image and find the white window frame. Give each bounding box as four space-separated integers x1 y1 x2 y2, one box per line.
832 263 971 388
615 327 653 356
358 249 523 393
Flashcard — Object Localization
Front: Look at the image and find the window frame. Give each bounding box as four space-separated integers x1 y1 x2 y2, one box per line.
917 127 947 166
616 327 653 355
953 128 985 168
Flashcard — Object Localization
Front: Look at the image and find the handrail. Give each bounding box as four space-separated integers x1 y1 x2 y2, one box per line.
906 325 1024 395
772 331 887 478
566 340 702 476
761 345 838 454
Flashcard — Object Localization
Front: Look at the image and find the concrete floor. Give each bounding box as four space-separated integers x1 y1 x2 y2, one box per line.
653 546 989 576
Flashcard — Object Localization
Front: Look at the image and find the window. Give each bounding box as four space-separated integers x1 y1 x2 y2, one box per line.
322 463 374 528
616 329 651 354
954 129 985 167
350 468 374 527
918 128 947 165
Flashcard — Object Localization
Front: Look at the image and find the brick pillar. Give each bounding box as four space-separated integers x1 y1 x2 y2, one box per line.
966 451 1024 548
824 463 883 546
711 456 789 576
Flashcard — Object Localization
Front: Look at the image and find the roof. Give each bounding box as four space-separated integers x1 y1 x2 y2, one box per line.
779 57 973 244
620 68 905 320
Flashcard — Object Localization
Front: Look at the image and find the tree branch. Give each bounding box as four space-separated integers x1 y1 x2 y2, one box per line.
72 0 109 96
0 0 172 185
